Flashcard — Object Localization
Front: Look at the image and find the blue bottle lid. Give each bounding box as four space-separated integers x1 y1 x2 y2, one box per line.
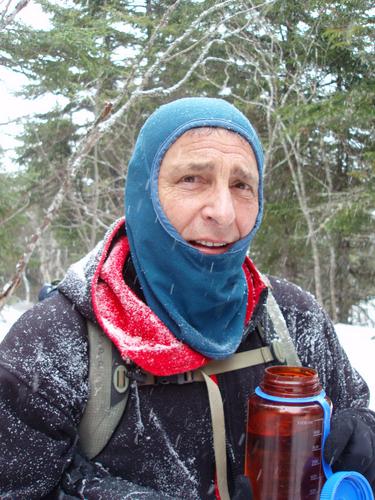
320 471 374 500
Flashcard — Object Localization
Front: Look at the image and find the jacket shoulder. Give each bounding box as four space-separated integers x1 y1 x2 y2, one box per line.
265 275 370 411
265 275 334 371
267 275 323 315
0 292 89 421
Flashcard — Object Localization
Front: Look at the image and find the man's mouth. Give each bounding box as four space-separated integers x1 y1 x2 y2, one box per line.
189 240 233 254
195 240 228 247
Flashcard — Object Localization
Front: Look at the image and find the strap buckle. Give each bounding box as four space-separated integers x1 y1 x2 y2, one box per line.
154 371 196 385
177 371 195 384
126 366 149 384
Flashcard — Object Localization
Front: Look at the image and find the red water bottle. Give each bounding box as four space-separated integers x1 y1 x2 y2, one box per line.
244 366 331 500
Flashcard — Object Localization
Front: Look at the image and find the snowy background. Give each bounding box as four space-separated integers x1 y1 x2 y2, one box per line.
1 300 374 410
2 4 374 410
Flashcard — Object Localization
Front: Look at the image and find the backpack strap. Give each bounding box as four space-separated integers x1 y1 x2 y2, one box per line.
197 347 275 500
79 321 130 459
261 275 301 367
200 368 230 500
139 345 275 385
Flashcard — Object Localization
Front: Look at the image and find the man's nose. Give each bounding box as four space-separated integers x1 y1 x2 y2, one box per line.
201 184 235 226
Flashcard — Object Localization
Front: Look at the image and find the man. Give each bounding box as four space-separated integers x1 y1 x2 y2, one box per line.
0 97 374 499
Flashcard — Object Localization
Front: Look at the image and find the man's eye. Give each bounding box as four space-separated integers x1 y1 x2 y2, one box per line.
234 182 250 190
180 175 197 183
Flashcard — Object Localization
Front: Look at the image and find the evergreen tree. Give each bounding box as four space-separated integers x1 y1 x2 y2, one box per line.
0 0 373 323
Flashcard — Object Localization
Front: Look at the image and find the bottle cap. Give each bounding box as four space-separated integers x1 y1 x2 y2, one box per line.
320 471 374 500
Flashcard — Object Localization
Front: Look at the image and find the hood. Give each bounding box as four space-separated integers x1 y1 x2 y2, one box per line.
125 97 265 359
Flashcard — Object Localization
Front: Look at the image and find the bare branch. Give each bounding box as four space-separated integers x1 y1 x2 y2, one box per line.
0 195 30 227
0 0 30 30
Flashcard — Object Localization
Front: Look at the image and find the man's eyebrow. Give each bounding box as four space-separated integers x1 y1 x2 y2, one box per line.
232 166 258 183
173 161 258 182
173 161 215 172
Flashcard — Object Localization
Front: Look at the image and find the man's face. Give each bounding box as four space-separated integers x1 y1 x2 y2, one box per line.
158 128 259 255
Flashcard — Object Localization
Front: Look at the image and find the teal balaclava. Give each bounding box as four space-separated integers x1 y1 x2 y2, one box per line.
125 97 264 359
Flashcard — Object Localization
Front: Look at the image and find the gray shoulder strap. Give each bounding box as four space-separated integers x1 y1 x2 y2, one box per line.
79 321 130 459
262 275 301 366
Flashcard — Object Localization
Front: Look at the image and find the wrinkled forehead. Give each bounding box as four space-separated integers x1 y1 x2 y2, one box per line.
161 126 257 168
181 126 252 146
152 124 260 181
136 98 264 176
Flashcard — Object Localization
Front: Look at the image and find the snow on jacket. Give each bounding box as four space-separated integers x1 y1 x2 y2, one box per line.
0 219 373 499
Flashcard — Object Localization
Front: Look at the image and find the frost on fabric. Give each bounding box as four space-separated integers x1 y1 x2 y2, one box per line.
59 218 125 322
102 379 214 500
0 376 76 497
58 244 101 322
146 410 210 500
131 380 145 440
149 408 199 490
102 318 181 353
0 298 89 417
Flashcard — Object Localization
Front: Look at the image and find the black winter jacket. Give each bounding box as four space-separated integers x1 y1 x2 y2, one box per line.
0 229 373 499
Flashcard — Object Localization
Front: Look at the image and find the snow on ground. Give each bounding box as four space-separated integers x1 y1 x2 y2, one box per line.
0 302 33 339
0 303 374 410
335 323 375 410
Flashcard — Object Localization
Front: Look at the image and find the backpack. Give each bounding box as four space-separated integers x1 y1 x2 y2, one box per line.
77 284 300 500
